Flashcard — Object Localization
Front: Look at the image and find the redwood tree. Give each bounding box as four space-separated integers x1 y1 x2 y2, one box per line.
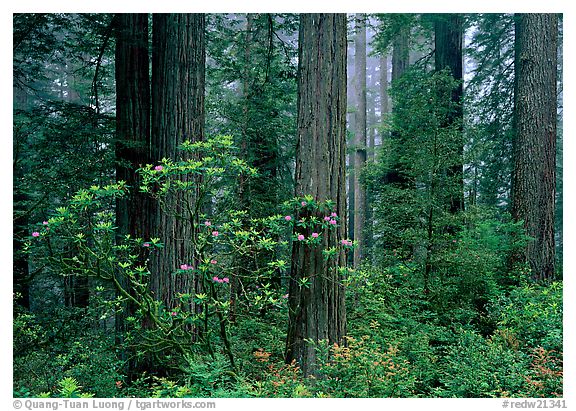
434 13 464 213
353 14 367 267
115 13 152 243
114 13 152 377
285 13 347 376
149 13 206 307
512 13 557 281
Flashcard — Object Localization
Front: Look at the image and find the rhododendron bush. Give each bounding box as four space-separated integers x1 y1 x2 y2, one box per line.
25 135 353 374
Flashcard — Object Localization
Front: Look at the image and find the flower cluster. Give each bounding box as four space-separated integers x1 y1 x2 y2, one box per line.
180 264 194 270
212 276 229 284
30 220 52 238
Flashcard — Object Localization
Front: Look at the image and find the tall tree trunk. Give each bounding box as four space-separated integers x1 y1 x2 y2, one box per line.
115 13 151 243
368 64 377 164
366 55 378 253
512 13 557 281
386 24 410 187
391 25 409 83
13 86 30 310
434 13 464 214
347 41 356 261
114 13 151 377
379 53 389 142
285 13 347 376
353 14 367 268
149 13 205 308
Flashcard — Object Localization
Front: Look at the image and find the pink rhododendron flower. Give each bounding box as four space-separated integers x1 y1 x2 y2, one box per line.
154 165 163 171
213 276 219 282
32 232 40 237
43 221 49 225
180 264 189 270
301 201 307 207
329 219 337 225
210 259 217 265
171 312 177 316
297 234 305 241
311 232 319 238
222 277 229 283
284 215 292 221
143 242 151 247
331 212 337 217
212 231 219 237
204 221 212 226
324 216 331 221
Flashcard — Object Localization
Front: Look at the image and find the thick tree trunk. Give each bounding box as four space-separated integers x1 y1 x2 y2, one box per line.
391 26 409 83
115 13 152 242
114 13 152 377
434 13 464 214
149 13 205 308
353 14 367 268
285 13 347 376
512 13 557 281
13 86 30 310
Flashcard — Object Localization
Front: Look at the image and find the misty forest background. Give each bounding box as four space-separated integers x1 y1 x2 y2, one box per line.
13 13 563 398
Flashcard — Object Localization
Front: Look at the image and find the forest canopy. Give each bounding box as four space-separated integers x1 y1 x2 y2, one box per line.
13 12 563 399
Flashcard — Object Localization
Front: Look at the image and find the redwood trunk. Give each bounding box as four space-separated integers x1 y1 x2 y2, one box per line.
434 13 464 214
353 14 367 267
115 13 152 242
149 13 205 308
285 13 347 376
386 25 409 187
114 13 152 377
512 13 557 281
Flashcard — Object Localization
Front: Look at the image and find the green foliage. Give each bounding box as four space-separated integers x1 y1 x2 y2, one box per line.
371 14 432 56
367 68 464 269
343 258 562 398
16 377 95 398
206 13 298 218
465 13 515 209
55 377 95 398
13 305 123 397
434 288 563 398
425 207 530 330
436 330 528 397
312 336 416 397
490 282 562 353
